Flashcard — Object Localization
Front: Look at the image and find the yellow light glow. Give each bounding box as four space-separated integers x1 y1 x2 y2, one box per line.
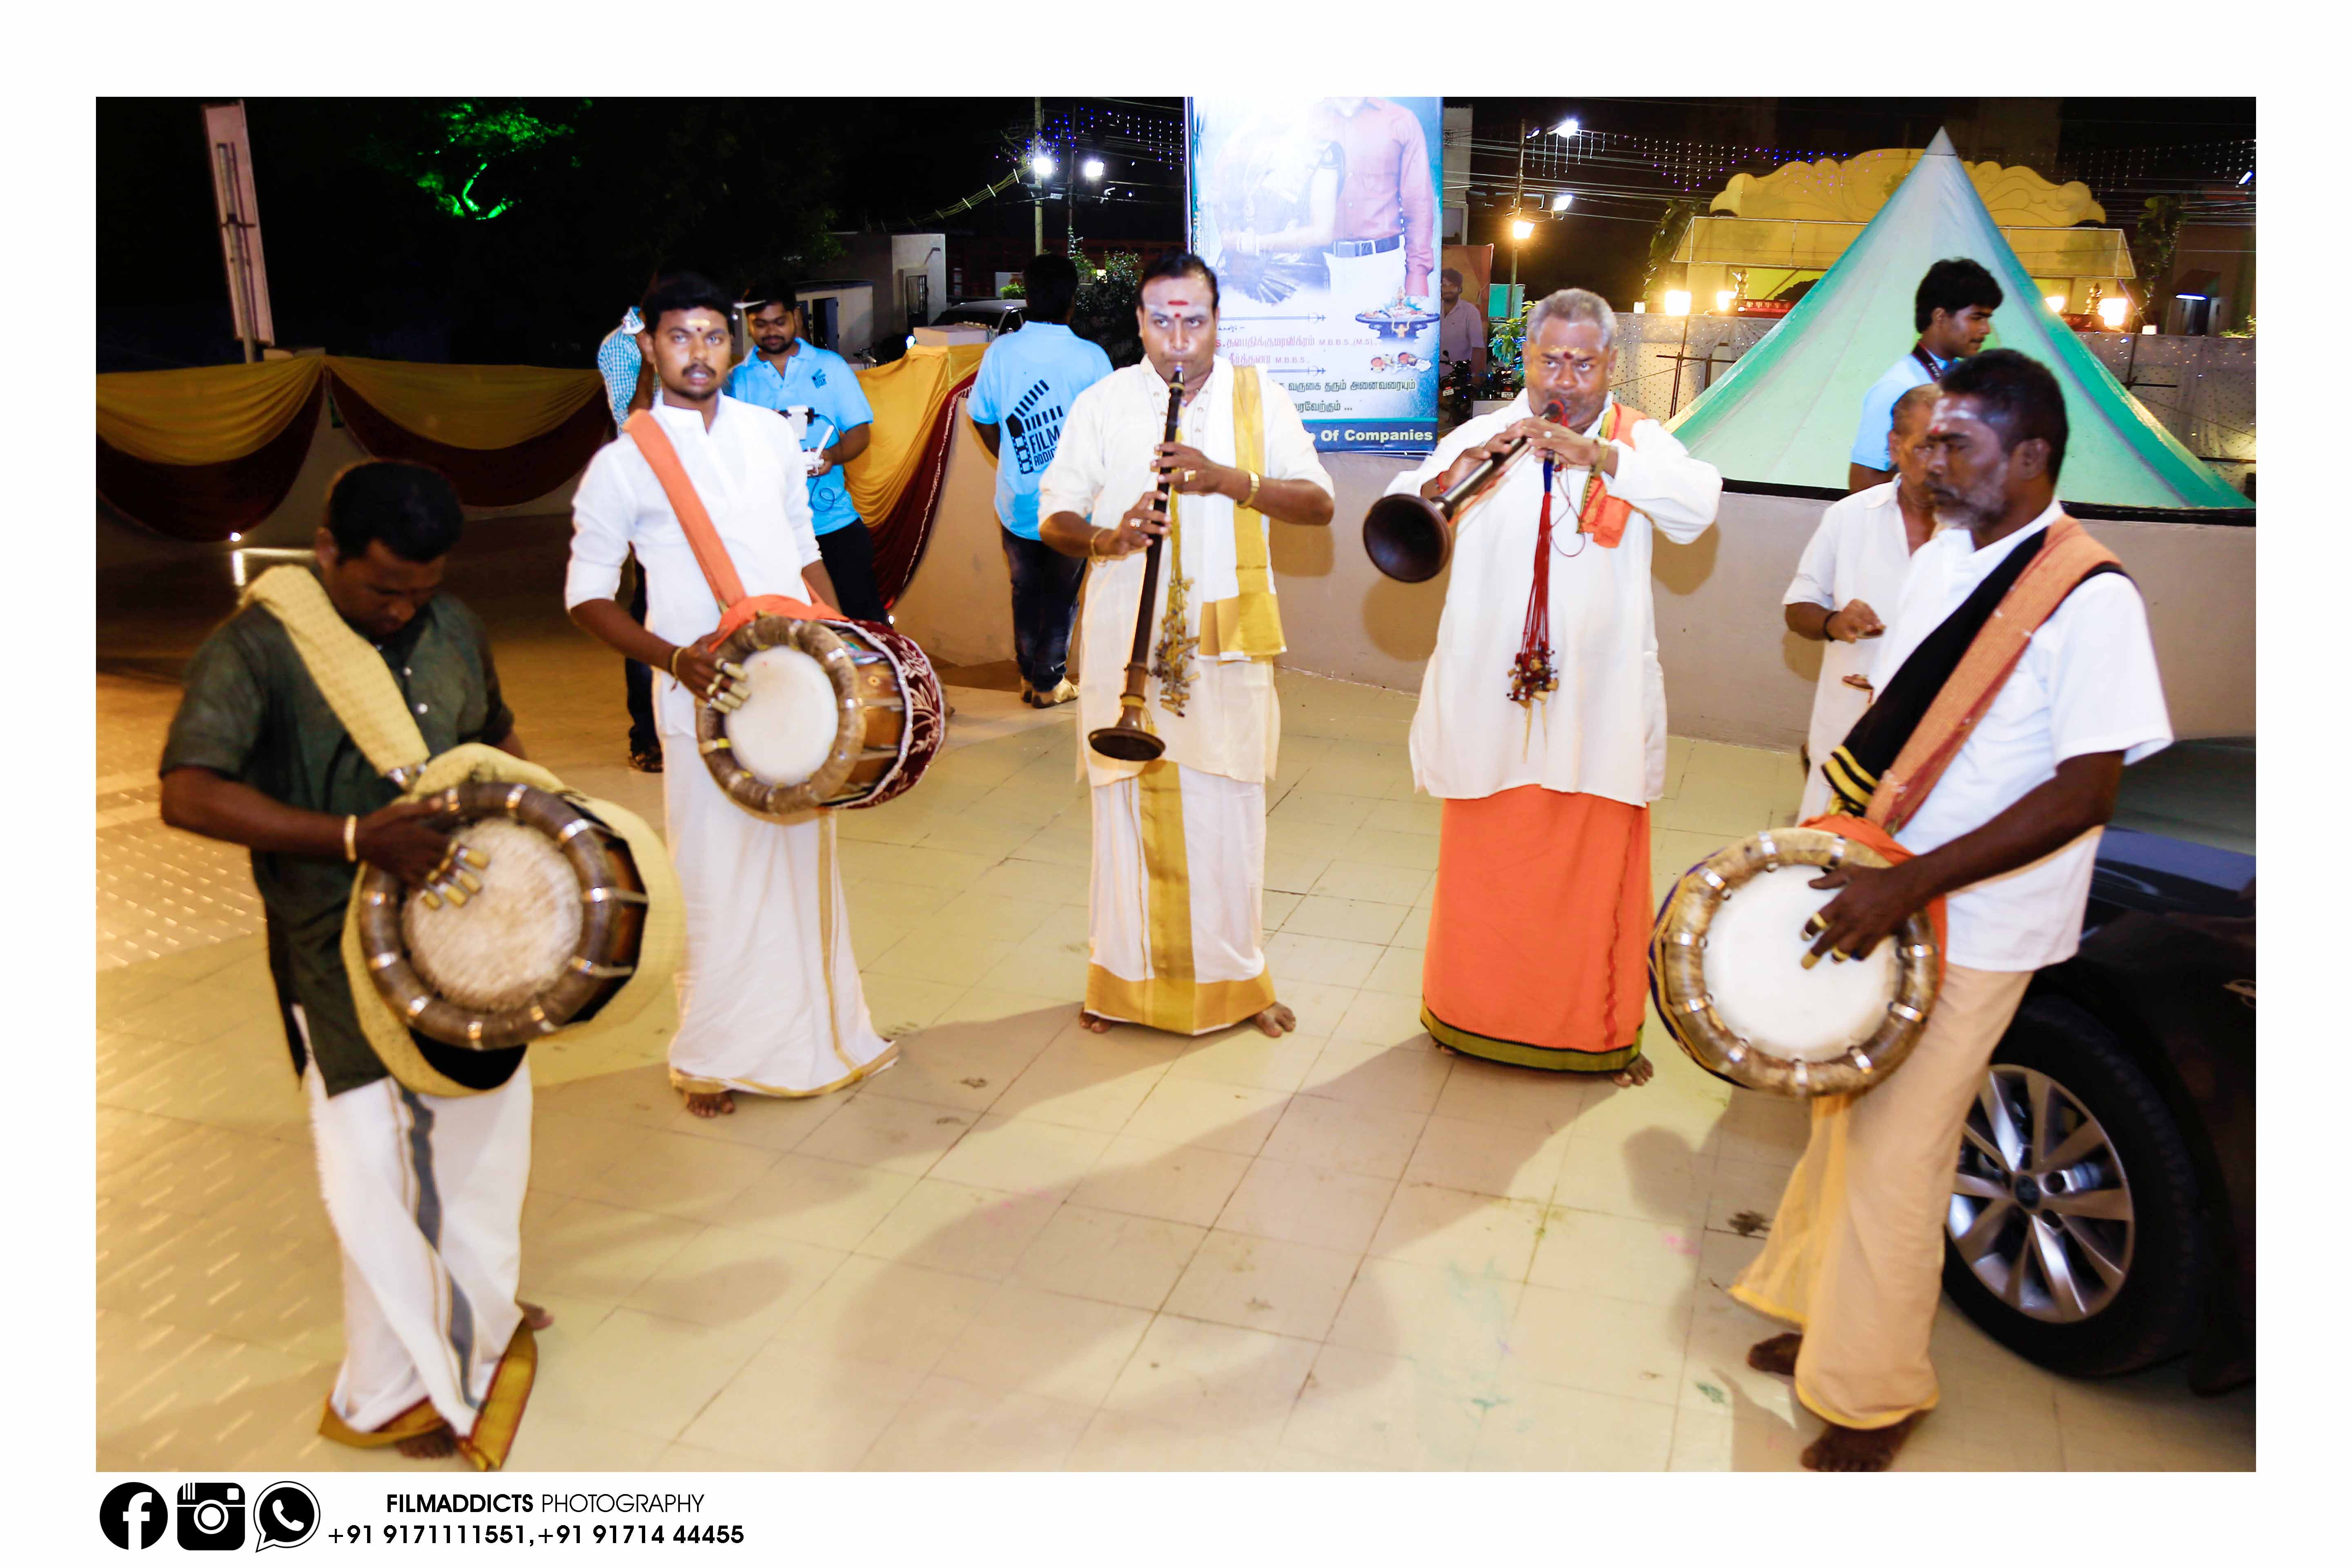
1663 290 1691 317
1633 301 1646 314
1715 290 1735 312
2044 294 2067 314
2097 296 2128 329
1509 218 1535 241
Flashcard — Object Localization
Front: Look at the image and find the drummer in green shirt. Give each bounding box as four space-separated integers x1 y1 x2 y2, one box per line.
158 460 550 1467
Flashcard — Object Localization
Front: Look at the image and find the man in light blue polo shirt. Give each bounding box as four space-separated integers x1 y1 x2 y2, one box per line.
1847 257 2001 492
969 254 1114 706
729 283 889 621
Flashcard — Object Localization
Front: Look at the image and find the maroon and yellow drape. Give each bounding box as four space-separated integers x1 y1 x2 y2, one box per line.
97 342 989 599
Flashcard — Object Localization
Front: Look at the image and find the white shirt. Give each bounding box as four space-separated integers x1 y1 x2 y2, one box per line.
1439 302 1485 366
1783 482 1933 819
1876 501 2173 970
564 392 821 735
1389 394 1722 806
1039 355 1334 788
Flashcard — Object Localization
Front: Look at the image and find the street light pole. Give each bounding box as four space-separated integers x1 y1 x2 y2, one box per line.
1509 120 1527 294
1033 97 1045 256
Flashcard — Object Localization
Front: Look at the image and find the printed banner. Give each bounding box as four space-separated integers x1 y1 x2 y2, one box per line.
1187 96 1444 454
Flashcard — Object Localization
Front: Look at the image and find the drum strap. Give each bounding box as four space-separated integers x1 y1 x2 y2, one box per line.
241 566 430 782
622 410 839 642
1823 516 2125 832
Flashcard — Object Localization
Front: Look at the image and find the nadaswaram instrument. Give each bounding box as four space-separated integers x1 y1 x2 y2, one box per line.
358 781 649 1049
1362 397 1564 583
697 613 944 817
1649 826 1941 1098
1089 361 1186 762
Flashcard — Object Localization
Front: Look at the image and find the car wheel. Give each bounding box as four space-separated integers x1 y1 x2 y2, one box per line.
1940 994 2207 1378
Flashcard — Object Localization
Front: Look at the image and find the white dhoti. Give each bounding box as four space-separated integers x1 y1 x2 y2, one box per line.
1730 963 2034 1430
659 724 895 1096
1085 761 1276 1036
299 1020 535 1467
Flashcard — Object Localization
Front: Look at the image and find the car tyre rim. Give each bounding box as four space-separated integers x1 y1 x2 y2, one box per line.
1947 1065 2135 1323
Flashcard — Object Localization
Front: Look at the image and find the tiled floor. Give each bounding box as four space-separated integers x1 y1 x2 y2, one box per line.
94 530 2254 1471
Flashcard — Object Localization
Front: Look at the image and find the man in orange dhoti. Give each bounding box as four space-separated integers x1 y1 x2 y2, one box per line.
1385 289 1721 1085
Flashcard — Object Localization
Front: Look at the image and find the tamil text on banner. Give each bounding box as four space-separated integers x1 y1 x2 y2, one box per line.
1186 96 1444 455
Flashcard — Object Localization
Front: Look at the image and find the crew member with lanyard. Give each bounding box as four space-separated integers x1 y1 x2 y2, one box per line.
1847 257 2002 492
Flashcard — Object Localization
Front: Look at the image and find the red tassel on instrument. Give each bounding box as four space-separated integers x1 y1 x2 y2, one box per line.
1509 452 1560 707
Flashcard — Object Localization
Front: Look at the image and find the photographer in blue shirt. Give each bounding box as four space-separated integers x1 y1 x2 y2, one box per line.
729 283 890 621
969 254 1114 706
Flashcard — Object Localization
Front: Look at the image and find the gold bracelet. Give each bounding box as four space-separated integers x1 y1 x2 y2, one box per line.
667 645 685 680
1089 528 1107 558
343 814 359 862
1241 470 1261 509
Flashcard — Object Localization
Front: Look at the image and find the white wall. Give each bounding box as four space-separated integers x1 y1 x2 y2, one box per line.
891 446 2257 744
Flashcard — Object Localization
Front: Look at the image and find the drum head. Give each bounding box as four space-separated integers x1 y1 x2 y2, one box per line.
356 781 648 1050
402 817 583 1014
1648 826 1940 1098
1699 865 1898 1062
728 646 843 787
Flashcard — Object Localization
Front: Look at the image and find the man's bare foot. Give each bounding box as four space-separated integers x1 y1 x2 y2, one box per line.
1252 1003 1297 1038
1748 1332 1802 1376
520 1300 554 1331
1802 1413 1922 1472
1610 1055 1655 1088
395 1427 457 1460
683 1089 734 1118
1079 1009 1113 1034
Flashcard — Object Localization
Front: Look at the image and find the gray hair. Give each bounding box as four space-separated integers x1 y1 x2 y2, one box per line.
1526 287 1616 352
1891 380 1941 434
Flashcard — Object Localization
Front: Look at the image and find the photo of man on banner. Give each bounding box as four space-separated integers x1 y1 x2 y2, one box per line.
1188 95 1445 454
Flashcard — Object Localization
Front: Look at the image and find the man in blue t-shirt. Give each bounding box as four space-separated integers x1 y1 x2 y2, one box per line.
595 305 661 771
1847 257 2001 493
969 254 1115 706
728 284 889 621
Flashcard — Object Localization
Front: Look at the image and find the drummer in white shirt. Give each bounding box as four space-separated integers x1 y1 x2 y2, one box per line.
1731 350 2174 1472
1784 382 1942 819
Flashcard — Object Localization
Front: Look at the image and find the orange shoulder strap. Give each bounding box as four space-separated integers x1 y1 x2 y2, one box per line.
1866 514 2123 831
622 410 831 637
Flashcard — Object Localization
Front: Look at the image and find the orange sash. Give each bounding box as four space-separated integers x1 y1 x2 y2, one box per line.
623 409 837 643
1575 402 1653 548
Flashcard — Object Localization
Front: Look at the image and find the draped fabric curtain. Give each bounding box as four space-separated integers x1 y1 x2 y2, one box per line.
840 343 986 606
98 345 984 561
96 358 609 541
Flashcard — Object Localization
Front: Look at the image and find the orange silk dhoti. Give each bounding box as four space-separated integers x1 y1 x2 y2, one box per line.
1420 784 1650 1073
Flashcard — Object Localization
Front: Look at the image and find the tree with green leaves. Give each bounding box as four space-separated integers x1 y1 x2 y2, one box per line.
1069 246 1144 368
2127 195 2185 333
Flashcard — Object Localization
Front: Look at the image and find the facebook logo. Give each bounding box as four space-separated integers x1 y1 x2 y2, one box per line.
1004 379 1067 477
99 1482 168 1550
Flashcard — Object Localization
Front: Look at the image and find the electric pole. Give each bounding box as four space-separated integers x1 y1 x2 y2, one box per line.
1033 97 1045 256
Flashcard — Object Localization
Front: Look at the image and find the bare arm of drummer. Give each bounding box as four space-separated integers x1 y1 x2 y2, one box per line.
162 769 470 886
1805 750 2124 963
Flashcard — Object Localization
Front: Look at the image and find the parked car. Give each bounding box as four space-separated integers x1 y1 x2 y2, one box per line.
924 299 1026 338
1942 737 2254 1394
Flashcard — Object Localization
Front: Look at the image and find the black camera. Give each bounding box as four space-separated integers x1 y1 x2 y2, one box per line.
176 1481 245 1551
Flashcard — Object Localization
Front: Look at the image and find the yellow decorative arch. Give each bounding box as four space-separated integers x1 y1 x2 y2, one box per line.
1711 148 2104 227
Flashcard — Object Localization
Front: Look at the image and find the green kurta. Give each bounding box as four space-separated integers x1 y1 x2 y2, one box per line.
159 586 513 1095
